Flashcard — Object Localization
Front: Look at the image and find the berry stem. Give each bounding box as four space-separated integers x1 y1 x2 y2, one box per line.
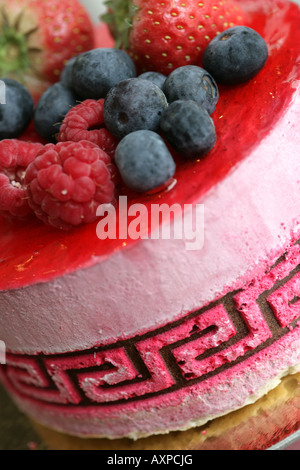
102 0 138 48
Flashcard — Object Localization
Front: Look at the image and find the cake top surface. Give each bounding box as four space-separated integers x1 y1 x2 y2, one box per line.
0 0 300 291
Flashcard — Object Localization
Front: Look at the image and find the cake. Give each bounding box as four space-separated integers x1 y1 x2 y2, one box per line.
1 0 300 450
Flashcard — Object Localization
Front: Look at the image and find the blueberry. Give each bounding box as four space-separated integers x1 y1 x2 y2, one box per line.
202 26 268 85
103 78 168 140
162 65 219 115
115 130 176 193
34 83 78 142
160 100 216 159
60 56 78 89
138 71 167 89
0 78 33 139
72 48 136 100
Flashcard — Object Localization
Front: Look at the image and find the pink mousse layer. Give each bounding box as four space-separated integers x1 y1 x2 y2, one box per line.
2 239 300 438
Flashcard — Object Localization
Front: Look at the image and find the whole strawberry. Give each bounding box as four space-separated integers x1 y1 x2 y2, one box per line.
103 0 247 75
0 0 94 100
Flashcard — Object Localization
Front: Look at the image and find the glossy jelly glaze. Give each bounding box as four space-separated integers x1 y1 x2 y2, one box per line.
0 0 299 291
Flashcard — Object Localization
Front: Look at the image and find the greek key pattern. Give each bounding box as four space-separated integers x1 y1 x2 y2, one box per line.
2 242 300 409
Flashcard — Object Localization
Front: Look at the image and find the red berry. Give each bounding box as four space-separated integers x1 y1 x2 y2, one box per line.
0 0 95 101
58 99 119 158
0 140 43 219
25 141 116 231
105 0 247 75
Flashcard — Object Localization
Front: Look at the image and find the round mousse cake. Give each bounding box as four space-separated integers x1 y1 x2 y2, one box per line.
1 0 300 450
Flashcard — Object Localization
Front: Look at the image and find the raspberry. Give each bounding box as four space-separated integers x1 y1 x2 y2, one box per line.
0 140 43 219
25 140 116 231
58 99 119 158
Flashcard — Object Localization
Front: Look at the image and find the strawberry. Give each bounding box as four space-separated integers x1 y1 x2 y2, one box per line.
103 0 247 75
0 0 95 100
